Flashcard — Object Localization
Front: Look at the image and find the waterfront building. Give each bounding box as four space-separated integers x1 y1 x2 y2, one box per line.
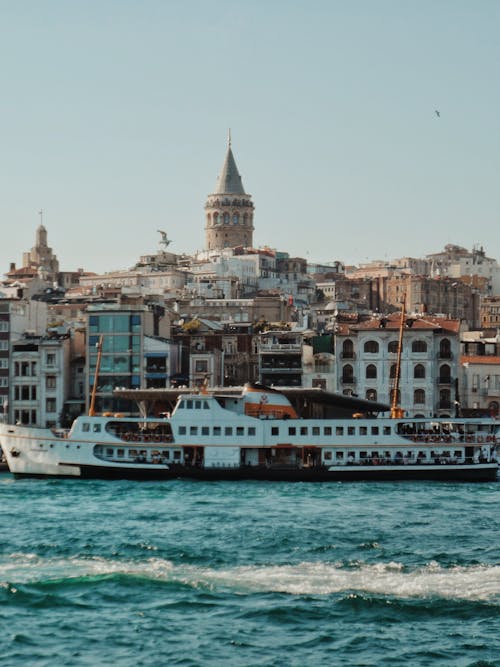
460 330 500 416
258 330 303 387
0 298 49 421
10 333 70 427
335 314 461 418
86 303 176 414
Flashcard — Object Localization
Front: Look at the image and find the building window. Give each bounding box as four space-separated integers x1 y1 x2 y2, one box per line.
46 375 57 389
46 398 57 413
412 340 427 353
366 389 377 401
46 353 56 366
388 341 399 353
0 322 9 332
366 364 377 379
414 364 425 379
414 389 425 404
342 340 354 359
0 359 8 369
364 340 379 354
195 360 208 373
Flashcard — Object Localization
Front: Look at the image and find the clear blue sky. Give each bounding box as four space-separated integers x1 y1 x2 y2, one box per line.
1 1 498 274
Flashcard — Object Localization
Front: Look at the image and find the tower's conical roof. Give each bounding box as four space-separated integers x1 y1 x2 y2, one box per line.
213 136 246 195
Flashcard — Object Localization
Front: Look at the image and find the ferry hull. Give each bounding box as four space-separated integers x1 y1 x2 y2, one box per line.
10 463 498 483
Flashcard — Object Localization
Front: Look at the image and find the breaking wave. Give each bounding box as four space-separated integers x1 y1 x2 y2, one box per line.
1 554 499 601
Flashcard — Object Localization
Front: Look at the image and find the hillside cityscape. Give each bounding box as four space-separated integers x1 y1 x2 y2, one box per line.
1 139 499 426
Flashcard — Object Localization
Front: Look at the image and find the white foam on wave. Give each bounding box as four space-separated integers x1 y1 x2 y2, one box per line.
1 554 499 601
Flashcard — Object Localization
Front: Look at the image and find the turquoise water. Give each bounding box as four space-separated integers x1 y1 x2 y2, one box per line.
0 475 499 667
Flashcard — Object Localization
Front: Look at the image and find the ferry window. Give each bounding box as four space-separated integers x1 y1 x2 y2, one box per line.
348 451 356 460
177 402 184 409
82 423 90 432
186 400 193 409
213 426 221 436
93 424 101 433
312 426 320 436
288 427 296 436
454 450 462 458
371 427 379 436
324 427 332 436
336 427 343 436
195 400 202 409
225 427 232 435
203 401 210 409
418 451 426 459
248 427 256 436
336 451 344 460
383 426 391 435
201 426 209 436
190 426 198 435
324 451 332 460
106 448 114 457
360 451 368 460
174 450 181 460
348 427 355 436
162 451 170 459
129 449 138 457
360 427 367 436
236 427 244 436
179 426 186 435
300 427 308 436
271 427 279 436
117 449 124 457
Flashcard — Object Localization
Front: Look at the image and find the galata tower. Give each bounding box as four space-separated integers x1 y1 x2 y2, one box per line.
204 133 254 251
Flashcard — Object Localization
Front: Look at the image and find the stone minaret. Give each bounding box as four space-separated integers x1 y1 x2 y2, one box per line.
204 133 254 251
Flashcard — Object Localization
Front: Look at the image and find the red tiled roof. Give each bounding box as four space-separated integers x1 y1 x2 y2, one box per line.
461 355 500 365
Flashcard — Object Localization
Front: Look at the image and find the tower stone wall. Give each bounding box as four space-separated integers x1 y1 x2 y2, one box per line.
205 139 254 251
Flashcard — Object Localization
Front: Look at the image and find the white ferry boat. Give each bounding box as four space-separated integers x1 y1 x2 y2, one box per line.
1 383 498 481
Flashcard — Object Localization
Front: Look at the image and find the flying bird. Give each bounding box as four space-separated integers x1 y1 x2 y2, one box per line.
435 110 440 117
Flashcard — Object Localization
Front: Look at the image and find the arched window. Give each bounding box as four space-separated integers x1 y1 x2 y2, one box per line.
366 389 377 401
414 388 425 404
342 339 354 359
342 364 354 383
243 213 248 226
414 364 425 379
223 213 230 225
439 388 451 408
364 340 379 353
439 338 451 358
388 340 399 353
439 364 451 383
213 212 219 225
233 213 239 225
390 363 398 379
412 339 427 353
366 364 377 379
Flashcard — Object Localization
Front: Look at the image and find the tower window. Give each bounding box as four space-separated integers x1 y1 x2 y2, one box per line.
233 213 239 225
224 213 230 224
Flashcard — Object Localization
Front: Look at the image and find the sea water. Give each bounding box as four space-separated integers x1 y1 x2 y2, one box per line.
0 475 499 667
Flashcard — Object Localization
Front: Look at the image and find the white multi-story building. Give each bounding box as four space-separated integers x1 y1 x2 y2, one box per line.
335 314 461 417
10 334 70 427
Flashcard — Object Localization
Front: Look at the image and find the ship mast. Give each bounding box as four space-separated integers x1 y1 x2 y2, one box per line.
88 335 104 417
390 292 406 419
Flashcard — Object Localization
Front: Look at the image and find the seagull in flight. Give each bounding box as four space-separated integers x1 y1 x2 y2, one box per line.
435 110 440 117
